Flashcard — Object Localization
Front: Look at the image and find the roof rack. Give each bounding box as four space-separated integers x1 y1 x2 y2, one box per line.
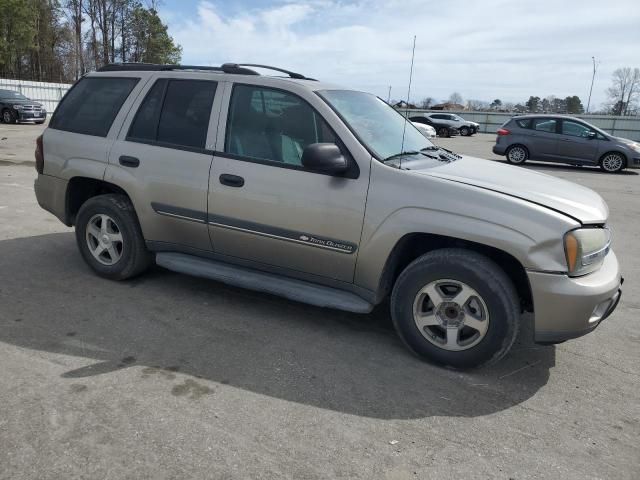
97 62 314 80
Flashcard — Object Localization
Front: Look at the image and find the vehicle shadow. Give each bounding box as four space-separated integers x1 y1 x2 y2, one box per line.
505 160 639 176
0 232 555 420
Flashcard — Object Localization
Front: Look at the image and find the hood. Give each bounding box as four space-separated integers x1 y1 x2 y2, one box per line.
417 156 608 224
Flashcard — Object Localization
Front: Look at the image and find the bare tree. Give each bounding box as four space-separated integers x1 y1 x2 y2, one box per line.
448 92 463 105
607 67 640 116
418 97 434 109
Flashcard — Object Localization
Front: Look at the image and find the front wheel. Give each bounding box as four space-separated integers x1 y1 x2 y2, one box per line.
390 249 520 368
460 126 470 136
2 109 15 124
599 152 626 173
75 194 152 280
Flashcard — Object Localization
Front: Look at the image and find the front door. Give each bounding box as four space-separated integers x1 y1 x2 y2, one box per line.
208 83 370 282
105 76 222 252
556 119 600 164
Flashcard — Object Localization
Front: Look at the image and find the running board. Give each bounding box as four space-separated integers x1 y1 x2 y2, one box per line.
155 252 374 314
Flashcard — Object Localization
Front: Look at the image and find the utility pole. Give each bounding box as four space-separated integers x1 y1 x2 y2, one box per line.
387 85 392 103
586 56 598 113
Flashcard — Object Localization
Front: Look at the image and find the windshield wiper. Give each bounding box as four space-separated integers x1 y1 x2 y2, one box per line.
383 151 422 162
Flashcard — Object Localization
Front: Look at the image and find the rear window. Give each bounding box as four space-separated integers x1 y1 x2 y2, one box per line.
50 77 139 137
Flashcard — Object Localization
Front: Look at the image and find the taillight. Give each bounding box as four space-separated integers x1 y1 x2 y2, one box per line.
35 134 44 174
497 128 511 136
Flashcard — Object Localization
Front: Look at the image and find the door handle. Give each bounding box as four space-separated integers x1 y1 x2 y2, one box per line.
219 174 244 187
119 155 140 168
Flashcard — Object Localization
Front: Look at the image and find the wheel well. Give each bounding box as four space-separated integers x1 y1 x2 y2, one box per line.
65 177 129 226
377 233 533 312
599 150 627 165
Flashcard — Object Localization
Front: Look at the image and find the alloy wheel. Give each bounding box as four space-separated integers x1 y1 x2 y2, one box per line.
601 153 624 172
412 279 490 351
507 146 526 163
85 214 124 266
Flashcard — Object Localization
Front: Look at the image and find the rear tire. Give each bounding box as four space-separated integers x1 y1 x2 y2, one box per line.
75 194 152 280
390 248 520 369
506 145 528 165
599 152 626 173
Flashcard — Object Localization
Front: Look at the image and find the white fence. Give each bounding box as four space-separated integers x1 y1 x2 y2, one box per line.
401 109 640 141
0 78 72 112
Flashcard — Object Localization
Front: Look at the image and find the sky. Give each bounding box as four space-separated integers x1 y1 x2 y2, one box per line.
159 0 640 109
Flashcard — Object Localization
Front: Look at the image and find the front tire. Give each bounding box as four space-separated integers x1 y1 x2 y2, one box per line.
75 194 152 280
460 126 470 136
390 249 520 368
506 145 528 165
599 152 626 173
2 109 16 124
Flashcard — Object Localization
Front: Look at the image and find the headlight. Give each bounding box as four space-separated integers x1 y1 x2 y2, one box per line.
564 227 611 276
13 105 24 110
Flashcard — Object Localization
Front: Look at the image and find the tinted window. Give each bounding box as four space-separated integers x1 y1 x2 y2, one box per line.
430 114 445 119
533 118 557 133
127 79 166 142
225 85 341 167
50 77 139 137
562 120 592 138
128 79 216 149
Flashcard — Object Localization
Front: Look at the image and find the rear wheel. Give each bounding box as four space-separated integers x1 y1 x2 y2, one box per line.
390 249 520 368
75 194 152 280
506 145 528 164
599 152 626 173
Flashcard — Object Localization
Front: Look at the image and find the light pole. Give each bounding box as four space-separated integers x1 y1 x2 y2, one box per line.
586 56 598 113
387 85 392 103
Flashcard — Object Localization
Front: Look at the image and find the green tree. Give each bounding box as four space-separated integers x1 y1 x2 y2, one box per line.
128 6 181 64
564 95 584 114
525 96 540 112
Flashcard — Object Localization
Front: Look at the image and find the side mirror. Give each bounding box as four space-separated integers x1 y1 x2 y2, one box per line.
587 131 597 139
301 143 348 175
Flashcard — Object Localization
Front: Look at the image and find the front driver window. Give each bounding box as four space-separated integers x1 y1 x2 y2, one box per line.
225 85 339 167
562 121 592 138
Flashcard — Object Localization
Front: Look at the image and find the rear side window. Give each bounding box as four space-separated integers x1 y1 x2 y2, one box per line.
127 79 217 150
515 118 532 128
50 77 139 137
533 118 557 133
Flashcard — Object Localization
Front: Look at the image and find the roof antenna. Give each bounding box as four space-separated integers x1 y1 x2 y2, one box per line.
400 35 416 170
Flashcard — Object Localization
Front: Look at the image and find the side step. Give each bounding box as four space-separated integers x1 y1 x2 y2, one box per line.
155 252 374 314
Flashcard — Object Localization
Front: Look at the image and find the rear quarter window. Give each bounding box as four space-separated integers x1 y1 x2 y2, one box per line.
50 77 139 137
515 118 532 129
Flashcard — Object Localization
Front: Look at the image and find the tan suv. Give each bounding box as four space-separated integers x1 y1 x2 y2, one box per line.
34 63 622 368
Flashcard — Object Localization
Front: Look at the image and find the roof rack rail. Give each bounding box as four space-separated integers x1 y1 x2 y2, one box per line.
97 63 314 80
225 63 311 80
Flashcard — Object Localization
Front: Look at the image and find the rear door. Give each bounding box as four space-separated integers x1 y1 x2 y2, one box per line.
556 119 600 164
207 82 370 282
105 74 223 252
528 118 559 160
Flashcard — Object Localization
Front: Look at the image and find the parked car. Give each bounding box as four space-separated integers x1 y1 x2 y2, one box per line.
409 115 458 137
34 63 621 368
0 89 47 124
426 113 480 136
493 115 640 173
411 121 436 138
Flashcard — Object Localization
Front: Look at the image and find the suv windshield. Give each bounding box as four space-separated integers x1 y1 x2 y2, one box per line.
0 90 29 101
319 90 436 161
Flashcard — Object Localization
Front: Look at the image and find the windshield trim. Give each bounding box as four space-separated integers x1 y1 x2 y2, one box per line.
316 89 436 164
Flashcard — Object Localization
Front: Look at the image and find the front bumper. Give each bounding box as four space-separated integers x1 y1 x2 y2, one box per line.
15 109 46 122
528 251 622 343
629 156 640 168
